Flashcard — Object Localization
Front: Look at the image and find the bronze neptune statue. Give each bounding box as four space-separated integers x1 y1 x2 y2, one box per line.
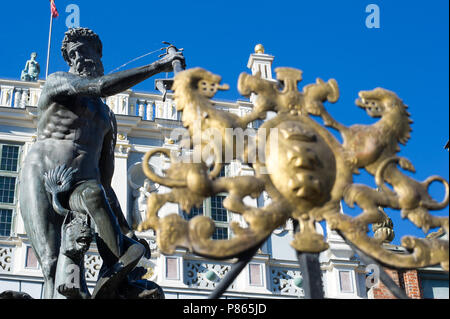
18 27 184 298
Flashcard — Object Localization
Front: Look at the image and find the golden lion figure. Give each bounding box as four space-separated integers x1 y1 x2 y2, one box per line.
319 88 448 233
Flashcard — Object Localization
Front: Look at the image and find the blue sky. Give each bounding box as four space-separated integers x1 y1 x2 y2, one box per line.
0 0 448 244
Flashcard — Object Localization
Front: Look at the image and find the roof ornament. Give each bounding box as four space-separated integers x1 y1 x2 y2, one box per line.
20 52 40 82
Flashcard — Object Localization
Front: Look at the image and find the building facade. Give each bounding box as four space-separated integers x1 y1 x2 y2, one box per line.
0 47 447 299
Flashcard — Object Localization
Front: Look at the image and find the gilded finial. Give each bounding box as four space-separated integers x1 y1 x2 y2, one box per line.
254 44 265 54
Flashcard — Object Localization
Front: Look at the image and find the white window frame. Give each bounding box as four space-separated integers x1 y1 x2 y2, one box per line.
0 142 22 238
248 263 264 287
165 257 180 280
24 245 40 270
205 194 230 240
338 270 355 293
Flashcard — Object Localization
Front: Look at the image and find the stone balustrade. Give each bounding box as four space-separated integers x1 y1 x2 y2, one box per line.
0 79 184 122
0 79 252 123
0 79 42 108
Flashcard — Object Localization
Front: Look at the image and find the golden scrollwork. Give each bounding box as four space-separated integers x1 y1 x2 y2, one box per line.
138 65 449 271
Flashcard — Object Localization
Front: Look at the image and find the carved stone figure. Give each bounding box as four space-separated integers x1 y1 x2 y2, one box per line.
54 211 93 299
20 52 40 82
18 27 184 298
42 164 92 299
132 179 152 230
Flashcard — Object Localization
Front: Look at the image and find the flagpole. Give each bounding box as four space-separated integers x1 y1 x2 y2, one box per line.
45 10 53 79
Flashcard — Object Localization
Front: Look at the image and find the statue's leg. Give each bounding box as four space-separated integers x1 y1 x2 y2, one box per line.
69 180 144 298
70 180 123 263
19 163 62 299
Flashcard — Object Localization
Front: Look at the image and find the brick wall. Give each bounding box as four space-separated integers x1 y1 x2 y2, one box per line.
370 268 400 299
403 270 422 299
369 268 422 299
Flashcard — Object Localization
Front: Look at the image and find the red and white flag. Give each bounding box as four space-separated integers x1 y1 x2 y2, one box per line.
50 0 59 18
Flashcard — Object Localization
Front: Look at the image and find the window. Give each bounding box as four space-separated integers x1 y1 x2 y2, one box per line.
0 176 16 203
1 145 19 171
419 272 449 299
184 197 230 240
187 205 203 219
0 143 21 237
339 270 354 293
183 165 231 240
25 246 39 269
0 209 13 237
249 263 263 286
210 195 229 240
165 257 179 280
211 196 227 222
212 225 228 240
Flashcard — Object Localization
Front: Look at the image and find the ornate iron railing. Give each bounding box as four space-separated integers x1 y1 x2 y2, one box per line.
138 66 448 298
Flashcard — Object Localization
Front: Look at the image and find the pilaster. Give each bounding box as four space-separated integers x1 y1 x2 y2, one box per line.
247 44 275 105
112 133 131 222
321 208 366 298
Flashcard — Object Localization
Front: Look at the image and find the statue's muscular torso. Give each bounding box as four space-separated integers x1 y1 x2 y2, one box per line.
24 73 115 183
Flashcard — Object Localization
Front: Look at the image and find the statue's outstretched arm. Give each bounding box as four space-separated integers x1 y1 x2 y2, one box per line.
44 63 161 99
97 61 168 97
45 53 183 100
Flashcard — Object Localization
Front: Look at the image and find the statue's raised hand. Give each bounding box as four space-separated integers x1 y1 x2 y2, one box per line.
157 43 185 73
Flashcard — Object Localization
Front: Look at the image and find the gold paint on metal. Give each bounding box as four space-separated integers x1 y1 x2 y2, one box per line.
254 44 265 54
138 65 449 271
